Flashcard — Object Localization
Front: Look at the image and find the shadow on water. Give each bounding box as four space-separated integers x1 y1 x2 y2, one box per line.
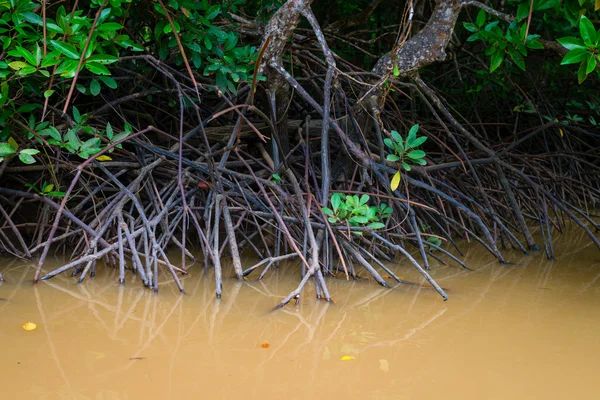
0 228 599 399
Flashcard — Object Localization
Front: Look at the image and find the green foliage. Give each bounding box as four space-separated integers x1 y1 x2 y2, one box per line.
384 125 427 191
321 193 392 234
557 15 600 83
152 0 258 93
269 173 281 184
0 135 39 164
463 10 543 73
463 2 598 80
0 0 258 166
24 181 66 197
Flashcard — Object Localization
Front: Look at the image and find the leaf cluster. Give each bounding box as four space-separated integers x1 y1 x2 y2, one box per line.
322 193 392 234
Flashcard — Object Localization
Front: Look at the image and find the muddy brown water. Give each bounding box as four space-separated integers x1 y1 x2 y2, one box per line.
1 230 599 399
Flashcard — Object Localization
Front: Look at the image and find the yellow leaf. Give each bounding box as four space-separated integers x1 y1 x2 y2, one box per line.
559 128 563 137
91 351 105 360
22 322 37 331
596 0 600 11
8 137 18 151
96 155 112 161
390 171 401 191
341 355 355 361
8 61 28 71
379 359 390 372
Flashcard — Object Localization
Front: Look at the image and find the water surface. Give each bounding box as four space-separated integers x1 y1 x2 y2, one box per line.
1 230 599 399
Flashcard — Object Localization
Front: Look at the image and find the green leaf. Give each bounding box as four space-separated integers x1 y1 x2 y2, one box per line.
43 183 54 193
99 76 118 89
411 136 427 147
407 150 425 159
111 131 130 143
407 124 419 145
328 217 337 224
85 61 111 75
45 23 64 34
16 46 36 66
463 22 478 33
20 149 40 156
0 143 16 157
331 193 342 212
476 10 486 27
50 40 80 59
322 207 334 216
525 39 544 50
33 44 41 66
368 222 385 230
55 59 79 78
206 5 221 19
17 66 36 76
21 11 43 25
87 54 118 64
557 36 586 50
393 65 399 77
66 129 81 152
579 15 596 46
349 216 369 225
96 22 123 32
38 126 61 141
18 152 37 164
80 137 100 151
577 61 588 84
586 54 597 74
72 106 81 123
561 48 589 65
508 47 526 71
402 161 412 171
359 194 369 206
41 53 61 68
490 50 504 72
106 122 114 140
386 154 400 162
47 191 66 197
366 206 377 220
44 90 55 98
90 79 101 96
390 130 402 143
383 138 394 149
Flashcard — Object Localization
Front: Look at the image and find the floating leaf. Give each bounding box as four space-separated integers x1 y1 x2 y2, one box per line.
22 322 37 331
341 355 355 361
379 359 390 372
261 343 270 349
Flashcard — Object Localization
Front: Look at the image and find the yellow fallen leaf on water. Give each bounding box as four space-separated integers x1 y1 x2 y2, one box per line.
96 155 112 161
341 355 355 361
91 351 105 360
22 322 37 331
379 359 390 372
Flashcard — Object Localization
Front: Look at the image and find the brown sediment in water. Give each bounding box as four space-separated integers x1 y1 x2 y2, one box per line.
0 230 599 399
